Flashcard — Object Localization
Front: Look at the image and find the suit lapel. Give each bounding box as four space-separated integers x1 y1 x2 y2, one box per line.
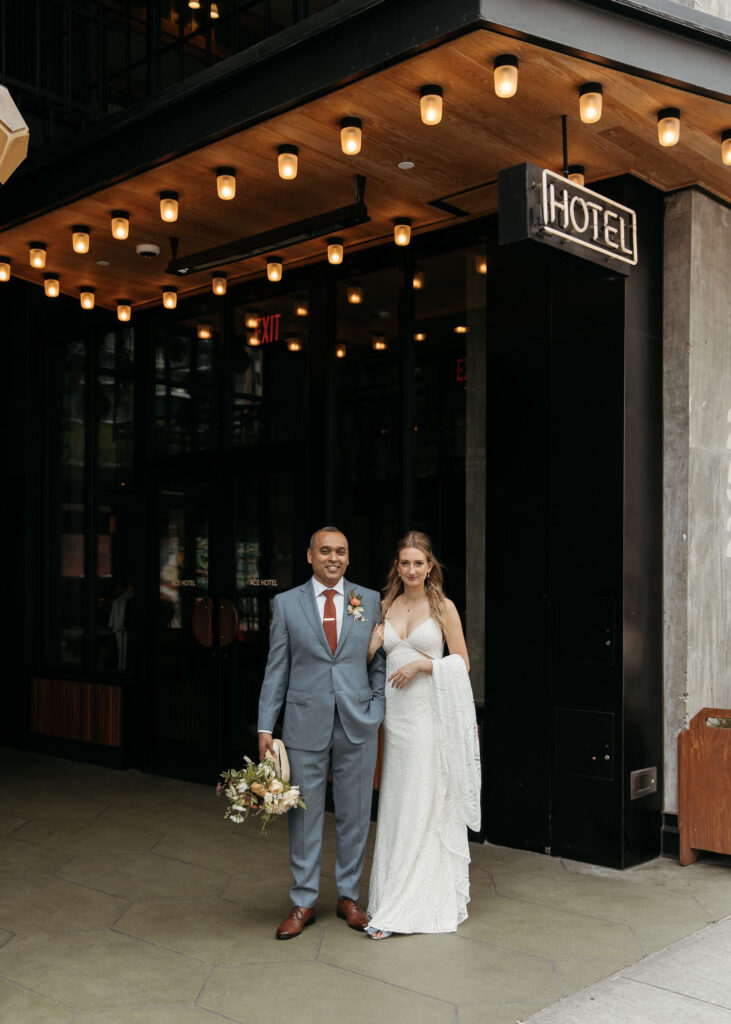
297 581 333 658
334 577 354 656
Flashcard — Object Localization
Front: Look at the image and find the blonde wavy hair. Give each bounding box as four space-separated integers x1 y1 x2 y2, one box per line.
382 531 447 634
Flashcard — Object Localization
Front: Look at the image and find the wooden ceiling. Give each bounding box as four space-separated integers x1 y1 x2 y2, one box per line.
2 28 730 311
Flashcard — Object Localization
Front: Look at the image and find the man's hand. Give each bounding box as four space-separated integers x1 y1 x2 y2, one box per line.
258 732 274 761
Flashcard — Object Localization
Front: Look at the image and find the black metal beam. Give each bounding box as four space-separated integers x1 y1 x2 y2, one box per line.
167 177 369 275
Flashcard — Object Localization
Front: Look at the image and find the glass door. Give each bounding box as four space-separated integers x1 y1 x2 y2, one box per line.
147 451 304 783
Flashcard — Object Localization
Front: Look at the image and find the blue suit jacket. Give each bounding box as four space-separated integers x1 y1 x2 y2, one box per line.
257 578 386 751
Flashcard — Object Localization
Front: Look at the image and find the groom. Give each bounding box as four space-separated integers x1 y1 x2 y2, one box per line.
258 526 386 939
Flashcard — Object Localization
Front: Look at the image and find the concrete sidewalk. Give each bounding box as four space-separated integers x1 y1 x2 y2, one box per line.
523 917 731 1023
1 746 730 1024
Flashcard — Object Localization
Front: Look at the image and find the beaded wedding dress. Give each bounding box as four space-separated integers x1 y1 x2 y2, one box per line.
367 617 481 935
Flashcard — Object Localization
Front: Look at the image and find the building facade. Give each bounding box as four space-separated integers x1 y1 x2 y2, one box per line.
1 0 730 869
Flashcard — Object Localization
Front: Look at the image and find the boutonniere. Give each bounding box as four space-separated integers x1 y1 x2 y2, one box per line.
347 589 367 622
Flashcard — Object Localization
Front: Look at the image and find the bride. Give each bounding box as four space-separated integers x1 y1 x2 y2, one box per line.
366 531 481 939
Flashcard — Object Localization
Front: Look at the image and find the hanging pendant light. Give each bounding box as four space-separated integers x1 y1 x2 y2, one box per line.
159 191 179 222
347 284 363 304
197 323 212 340
111 210 130 239
162 287 178 309
721 130 731 165
493 55 519 98
277 145 298 180
394 218 412 246
212 273 227 295
579 83 603 124
44 274 60 297
29 243 47 268
216 167 236 200
267 257 283 282
117 301 132 322
327 238 344 264
0 259 11 282
419 85 443 125
658 108 680 147
72 225 90 254
340 118 362 155
567 165 585 186
80 287 95 310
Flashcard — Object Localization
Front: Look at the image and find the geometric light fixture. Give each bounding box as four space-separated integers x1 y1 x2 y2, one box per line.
29 243 47 268
72 225 91 254
567 164 585 186
197 323 212 339
212 273 227 295
80 287 95 309
216 167 236 200
493 55 519 98
340 118 362 155
394 218 412 246
117 300 132 321
347 284 363 304
327 237 344 264
162 286 178 309
159 191 179 222
277 145 298 180
721 129 731 165
44 274 60 297
657 108 680 147
266 256 283 282
110 210 130 239
579 83 603 124
419 85 443 125
0 258 10 281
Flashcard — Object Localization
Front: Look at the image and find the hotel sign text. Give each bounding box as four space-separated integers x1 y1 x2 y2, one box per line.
498 163 638 275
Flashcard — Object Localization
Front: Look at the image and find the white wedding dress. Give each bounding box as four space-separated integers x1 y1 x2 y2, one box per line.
367 617 480 935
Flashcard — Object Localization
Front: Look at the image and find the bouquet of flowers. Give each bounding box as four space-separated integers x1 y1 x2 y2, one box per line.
217 752 305 835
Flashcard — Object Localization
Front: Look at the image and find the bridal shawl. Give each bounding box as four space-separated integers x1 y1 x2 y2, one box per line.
431 654 482 832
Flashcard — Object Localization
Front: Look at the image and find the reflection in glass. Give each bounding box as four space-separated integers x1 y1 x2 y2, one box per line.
154 315 221 454
231 294 308 447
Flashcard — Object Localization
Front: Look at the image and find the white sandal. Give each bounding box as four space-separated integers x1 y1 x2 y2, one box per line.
367 926 393 940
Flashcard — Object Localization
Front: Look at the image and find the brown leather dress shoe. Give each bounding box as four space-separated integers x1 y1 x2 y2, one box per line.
276 905 316 940
336 897 370 931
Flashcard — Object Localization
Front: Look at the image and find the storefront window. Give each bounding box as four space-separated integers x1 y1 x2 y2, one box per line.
154 314 221 454
412 245 487 703
230 292 308 447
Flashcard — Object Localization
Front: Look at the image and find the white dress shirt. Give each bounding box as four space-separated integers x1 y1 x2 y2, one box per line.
312 575 345 641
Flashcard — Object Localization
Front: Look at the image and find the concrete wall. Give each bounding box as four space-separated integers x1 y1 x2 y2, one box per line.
663 188 731 812
674 0 731 20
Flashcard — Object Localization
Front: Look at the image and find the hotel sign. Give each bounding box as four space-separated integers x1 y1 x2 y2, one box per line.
498 163 638 274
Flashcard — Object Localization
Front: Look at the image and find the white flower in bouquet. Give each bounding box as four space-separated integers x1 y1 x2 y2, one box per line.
217 753 306 835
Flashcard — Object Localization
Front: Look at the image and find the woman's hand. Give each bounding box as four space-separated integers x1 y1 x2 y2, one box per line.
367 623 384 663
388 658 432 689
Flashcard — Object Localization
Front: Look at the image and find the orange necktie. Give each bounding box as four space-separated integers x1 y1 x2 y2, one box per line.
322 589 337 654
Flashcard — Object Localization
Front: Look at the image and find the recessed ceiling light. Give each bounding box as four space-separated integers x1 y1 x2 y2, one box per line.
398 160 415 170
96 259 111 267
